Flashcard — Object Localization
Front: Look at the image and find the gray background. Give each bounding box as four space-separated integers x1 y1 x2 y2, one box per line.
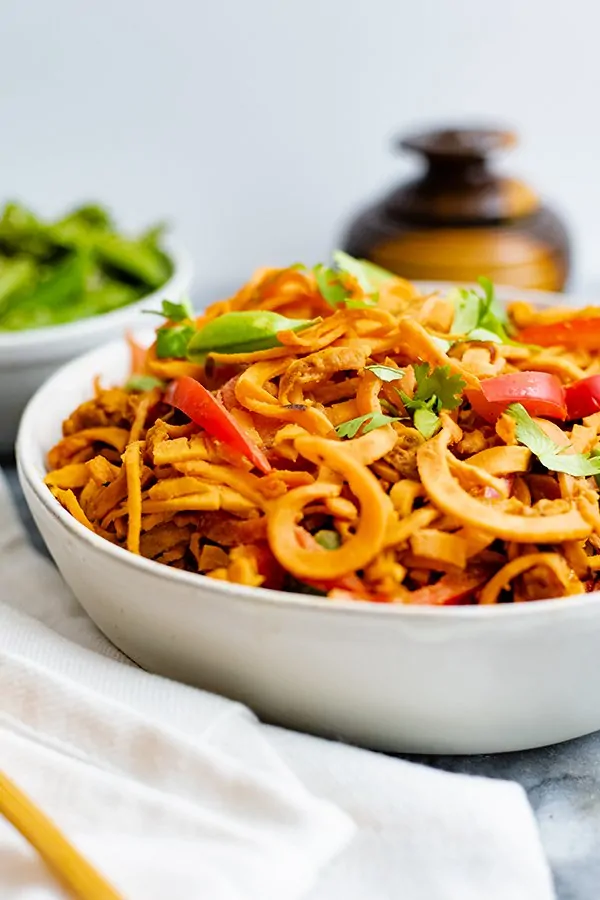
2 0 599 299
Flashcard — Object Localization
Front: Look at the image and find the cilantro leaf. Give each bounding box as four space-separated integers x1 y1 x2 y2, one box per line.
413 406 441 439
478 275 508 326
507 403 600 477
124 374 165 392
399 390 440 438
155 323 196 358
161 298 194 321
450 277 512 344
449 288 480 336
365 364 405 382
335 412 400 439
398 364 466 439
144 298 194 322
413 363 465 411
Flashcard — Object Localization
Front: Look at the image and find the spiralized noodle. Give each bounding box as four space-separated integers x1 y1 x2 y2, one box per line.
44 263 600 605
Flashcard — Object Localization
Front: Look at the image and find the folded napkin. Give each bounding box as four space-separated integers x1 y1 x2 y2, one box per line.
0 471 556 899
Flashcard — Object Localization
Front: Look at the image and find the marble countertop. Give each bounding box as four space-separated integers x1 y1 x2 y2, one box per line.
4 462 599 900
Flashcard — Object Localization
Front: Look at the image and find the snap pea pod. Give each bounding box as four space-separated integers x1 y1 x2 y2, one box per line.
95 233 171 288
0 253 89 330
332 251 396 290
186 310 316 362
0 201 173 331
0 258 36 318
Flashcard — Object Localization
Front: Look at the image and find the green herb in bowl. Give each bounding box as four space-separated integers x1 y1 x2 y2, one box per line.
0 202 173 331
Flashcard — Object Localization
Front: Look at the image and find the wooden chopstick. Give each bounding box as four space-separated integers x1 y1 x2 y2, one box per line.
0 770 123 899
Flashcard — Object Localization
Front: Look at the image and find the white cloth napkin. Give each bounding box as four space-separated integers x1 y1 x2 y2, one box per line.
0 471 556 900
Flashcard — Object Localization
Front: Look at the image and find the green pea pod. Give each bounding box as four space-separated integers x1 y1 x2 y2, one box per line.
187 310 316 362
96 233 172 288
332 251 396 290
0 258 36 319
0 252 89 331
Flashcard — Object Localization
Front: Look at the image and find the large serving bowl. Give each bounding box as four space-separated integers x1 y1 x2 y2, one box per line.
16 286 600 755
0 239 192 454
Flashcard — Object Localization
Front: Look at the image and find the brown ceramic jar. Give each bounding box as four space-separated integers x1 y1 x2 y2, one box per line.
342 127 570 291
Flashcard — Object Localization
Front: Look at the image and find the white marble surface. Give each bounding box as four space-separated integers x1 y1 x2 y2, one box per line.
4 461 598 900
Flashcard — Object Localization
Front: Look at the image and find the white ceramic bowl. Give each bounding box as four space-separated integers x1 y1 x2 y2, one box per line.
0 239 193 454
16 287 600 755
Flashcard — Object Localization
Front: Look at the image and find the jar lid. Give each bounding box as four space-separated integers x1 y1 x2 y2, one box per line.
386 126 539 223
399 127 517 161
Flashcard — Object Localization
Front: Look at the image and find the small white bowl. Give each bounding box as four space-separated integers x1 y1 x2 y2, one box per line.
16 286 600 755
0 239 193 454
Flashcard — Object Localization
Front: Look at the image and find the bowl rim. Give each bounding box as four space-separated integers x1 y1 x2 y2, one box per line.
15 281 600 621
0 236 193 352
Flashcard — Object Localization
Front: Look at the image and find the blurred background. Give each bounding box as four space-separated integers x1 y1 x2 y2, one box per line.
2 0 598 300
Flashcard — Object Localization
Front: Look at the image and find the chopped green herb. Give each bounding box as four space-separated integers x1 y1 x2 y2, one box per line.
365 364 405 382
413 406 442 440
314 530 342 550
507 403 600 476
156 323 196 359
144 298 193 322
400 393 440 439
335 412 400 439
412 363 465 411
399 363 466 439
450 276 513 345
124 374 165 392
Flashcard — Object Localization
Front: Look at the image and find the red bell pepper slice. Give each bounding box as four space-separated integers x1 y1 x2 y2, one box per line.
466 371 567 423
166 376 272 474
518 317 600 349
408 571 488 605
565 374 600 421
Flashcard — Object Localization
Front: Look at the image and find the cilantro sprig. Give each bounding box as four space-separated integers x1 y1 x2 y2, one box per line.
450 277 513 344
507 403 600 477
144 298 197 359
335 412 401 439
144 298 194 322
365 364 406 382
399 364 466 439
156 322 196 358
337 363 466 440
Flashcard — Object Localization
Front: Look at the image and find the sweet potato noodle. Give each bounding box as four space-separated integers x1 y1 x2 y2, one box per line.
45 262 600 605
